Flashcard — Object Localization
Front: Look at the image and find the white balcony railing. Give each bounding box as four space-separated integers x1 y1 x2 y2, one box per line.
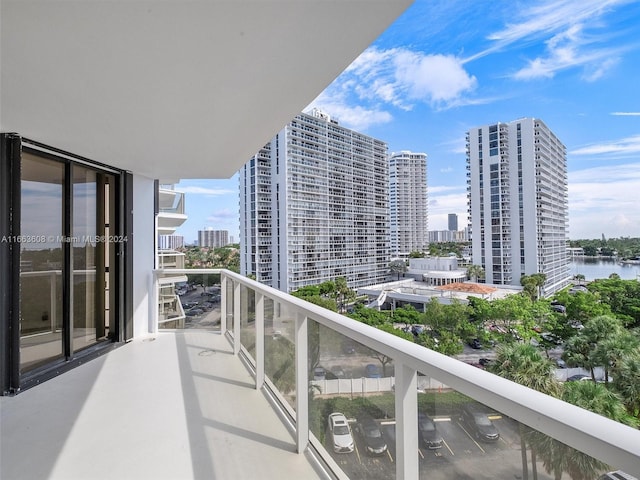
154 269 640 480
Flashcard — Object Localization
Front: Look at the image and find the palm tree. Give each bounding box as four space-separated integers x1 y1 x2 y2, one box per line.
531 381 637 480
466 264 485 283
611 353 640 418
489 343 562 480
389 259 407 280
563 315 625 382
573 274 585 285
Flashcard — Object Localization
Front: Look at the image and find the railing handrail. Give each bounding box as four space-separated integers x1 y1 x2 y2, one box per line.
153 268 640 475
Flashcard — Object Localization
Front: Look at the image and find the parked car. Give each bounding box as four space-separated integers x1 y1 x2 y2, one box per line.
467 338 482 349
460 404 500 442
478 358 492 367
567 374 590 382
411 325 425 336
328 413 354 453
541 332 563 345
313 366 326 381
364 364 381 378
555 358 567 369
598 471 638 480
418 413 443 449
354 415 387 456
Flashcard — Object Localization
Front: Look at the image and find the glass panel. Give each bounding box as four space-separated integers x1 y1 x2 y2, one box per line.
19 153 65 372
264 299 296 411
226 277 233 331
239 284 256 359
309 321 396 480
416 369 628 479
72 166 102 351
159 272 222 330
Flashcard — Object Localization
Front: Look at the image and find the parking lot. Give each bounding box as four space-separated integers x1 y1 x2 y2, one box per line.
325 407 558 480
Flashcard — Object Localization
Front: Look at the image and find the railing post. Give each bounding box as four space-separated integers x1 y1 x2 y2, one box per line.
220 274 227 335
255 292 264 390
395 361 418 480
233 281 241 355
295 312 309 453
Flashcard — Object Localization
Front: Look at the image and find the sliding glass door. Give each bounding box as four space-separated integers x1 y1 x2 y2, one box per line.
19 153 65 372
1 135 132 394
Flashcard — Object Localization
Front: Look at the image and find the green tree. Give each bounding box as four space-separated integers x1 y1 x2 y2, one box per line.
466 264 485 283
531 381 636 480
521 273 546 301
408 250 426 258
563 315 624 381
553 290 611 327
489 344 562 480
588 278 640 327
389 259 407 280
333 276 355 313
612 352 640 418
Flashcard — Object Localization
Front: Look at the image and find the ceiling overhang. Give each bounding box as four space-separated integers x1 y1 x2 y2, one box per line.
1 0 412 180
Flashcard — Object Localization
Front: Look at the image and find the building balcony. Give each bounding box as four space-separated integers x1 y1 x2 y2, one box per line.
3 268 639 480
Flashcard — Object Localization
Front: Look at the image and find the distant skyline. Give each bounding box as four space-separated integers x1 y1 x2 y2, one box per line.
176 0 640 244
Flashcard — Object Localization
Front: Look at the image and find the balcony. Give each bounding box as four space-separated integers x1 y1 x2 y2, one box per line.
2 268 639 480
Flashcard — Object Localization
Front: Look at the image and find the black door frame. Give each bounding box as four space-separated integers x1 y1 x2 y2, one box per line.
0 134 133 395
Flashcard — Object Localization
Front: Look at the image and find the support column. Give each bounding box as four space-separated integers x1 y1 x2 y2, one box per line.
220 275 227 335
395 361 419 480
255 292 264 390
295 312 309 453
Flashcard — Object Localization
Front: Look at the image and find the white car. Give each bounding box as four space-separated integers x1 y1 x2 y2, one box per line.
328 412 354 453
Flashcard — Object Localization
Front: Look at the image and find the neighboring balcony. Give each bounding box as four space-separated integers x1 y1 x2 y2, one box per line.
157 188 187 235
2 268 639 480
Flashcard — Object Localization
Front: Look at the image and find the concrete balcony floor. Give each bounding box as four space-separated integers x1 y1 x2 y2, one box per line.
1 331 324 480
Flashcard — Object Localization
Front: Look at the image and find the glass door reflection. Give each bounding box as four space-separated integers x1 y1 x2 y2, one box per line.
19 154 65 373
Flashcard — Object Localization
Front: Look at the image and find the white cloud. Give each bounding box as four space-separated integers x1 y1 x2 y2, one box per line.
393 51 477 105
512 23 621 81
427 186 468 230
484 0 627 48
568 163 640 238
178 186 235 196
611 112 640 116
308 46 477 129
465 0 629 80
570 134 640 155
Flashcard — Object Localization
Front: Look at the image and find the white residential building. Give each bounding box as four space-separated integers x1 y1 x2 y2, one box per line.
389 151 428 257
240 109 390 292
198 228 229 248
466 118 571 296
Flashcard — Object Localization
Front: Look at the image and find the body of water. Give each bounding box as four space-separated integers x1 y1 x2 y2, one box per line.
569 258 640 281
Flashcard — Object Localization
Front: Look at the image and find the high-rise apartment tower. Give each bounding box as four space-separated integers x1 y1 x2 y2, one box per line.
466 118 570 296
240 110 390 292
389 151 428 257
198 229 229 248
448 213 458 232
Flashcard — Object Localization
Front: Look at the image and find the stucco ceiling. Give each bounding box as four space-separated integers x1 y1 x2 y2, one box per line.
1 0 412 181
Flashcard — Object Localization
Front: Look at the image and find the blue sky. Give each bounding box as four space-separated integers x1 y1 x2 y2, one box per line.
176 0 640 245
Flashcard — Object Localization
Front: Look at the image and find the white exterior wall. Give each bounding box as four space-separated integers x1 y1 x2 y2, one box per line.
466 118 570 296
132 174 157 337
389 151 428 257
240 111 390 292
